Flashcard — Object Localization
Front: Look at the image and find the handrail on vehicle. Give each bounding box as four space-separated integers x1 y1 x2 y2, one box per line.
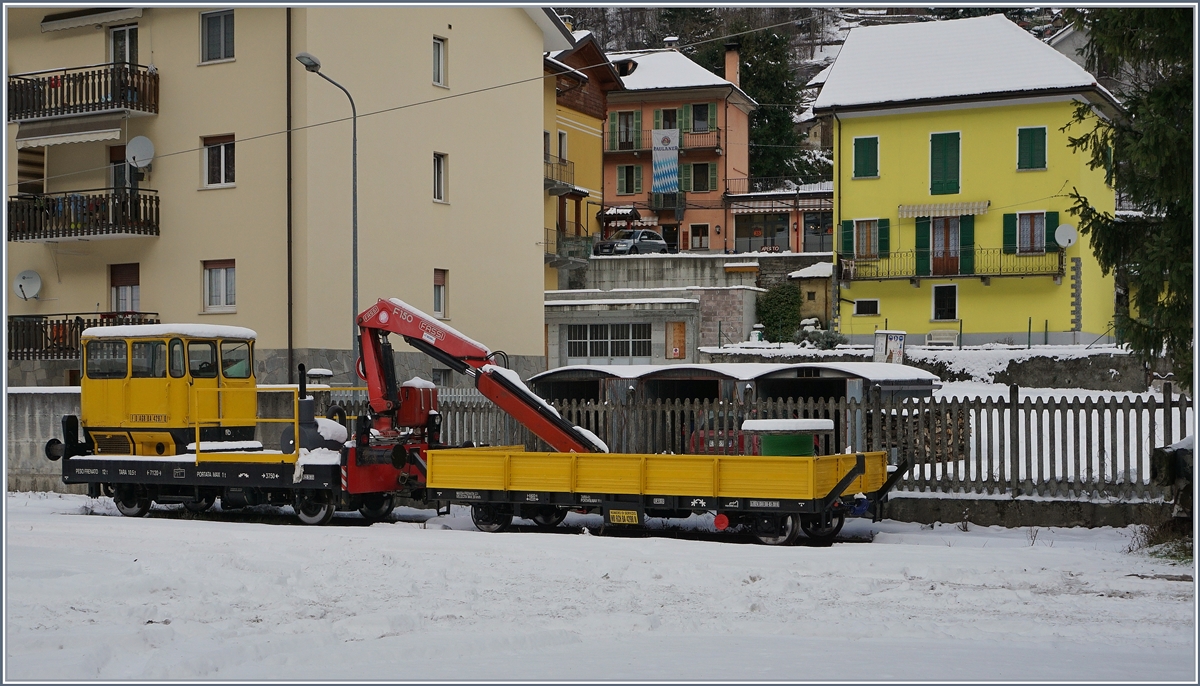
191 386 302 462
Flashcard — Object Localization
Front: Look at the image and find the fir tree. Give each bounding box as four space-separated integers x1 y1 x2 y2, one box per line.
1062 8 1193 390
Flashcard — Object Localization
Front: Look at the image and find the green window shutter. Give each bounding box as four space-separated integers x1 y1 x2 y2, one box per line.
915 217 931 276
1044 211 1059 252
708 102 717 131
654 109 662 130
959 215 975 275
877 218 890 258
708 162 718 192
633 110 642 148
617 165 627 194
854 137 878 178
608 112 618 152
633 165 642 193
1034 128 1046 169
1002 213 1017 254
1018 128 1046 170
680 163 692 192
681 104 691 132
840 220 854 256
931 132 959 194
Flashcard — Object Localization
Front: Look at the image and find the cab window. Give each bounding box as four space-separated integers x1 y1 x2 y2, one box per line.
131 341 167 378
220 340 252 379
169 339 186 378
85 340 128 379
188 341 218 378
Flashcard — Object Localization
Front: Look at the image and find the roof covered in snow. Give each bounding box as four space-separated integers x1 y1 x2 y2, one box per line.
606 49 757 108
531 362 940 384
813 14 1118 112
81 324 257 339
789 261 834 279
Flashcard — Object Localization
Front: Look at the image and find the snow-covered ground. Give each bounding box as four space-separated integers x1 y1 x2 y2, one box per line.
5 492 1195 681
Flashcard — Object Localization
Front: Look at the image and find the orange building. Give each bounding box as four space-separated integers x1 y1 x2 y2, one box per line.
601 43 756 253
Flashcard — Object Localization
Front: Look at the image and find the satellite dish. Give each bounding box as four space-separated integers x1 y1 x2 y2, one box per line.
1054 224 1078 249
13 270 42 300
125 136 155 169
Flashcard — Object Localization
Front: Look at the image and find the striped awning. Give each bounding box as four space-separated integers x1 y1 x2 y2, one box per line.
16 114 124 149
731 197 831 214
898 200 990 218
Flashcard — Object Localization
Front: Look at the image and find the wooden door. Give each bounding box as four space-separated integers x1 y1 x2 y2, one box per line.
931 217 959 276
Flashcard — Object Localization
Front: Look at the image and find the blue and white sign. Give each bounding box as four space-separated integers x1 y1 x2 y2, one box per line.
651 128 679 193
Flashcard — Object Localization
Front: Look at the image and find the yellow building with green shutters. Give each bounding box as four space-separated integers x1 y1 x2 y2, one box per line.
814 14 1123 346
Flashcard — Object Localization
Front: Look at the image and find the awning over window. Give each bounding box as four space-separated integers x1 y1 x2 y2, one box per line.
15 114 124 149
730 198 831 214
600 205 640 222
897 200 990 218
41 8 142 32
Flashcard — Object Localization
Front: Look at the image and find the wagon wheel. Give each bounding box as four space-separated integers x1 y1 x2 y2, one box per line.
530 506 568 530
800 512 845 542
294 492 336 526
471 504 513 533
183 493 215 513
358 494 395 522
753 513 799 546
113 487 151 518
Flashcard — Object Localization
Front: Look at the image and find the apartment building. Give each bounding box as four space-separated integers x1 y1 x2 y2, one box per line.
6 7 571 385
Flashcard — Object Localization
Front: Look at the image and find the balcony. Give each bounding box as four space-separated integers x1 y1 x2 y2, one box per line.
8 312 160 361
840 248 1064 281
544 154 575 194
604 128 721 153
647 191 686 211
8 63 159 122
8 188 160 242
544 226 594 270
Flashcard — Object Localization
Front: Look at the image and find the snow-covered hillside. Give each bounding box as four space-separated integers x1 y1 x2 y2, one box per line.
5 492 1194 681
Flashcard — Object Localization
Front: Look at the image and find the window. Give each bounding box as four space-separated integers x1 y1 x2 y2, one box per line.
616 164 641 195
433 269 448 318
86 340 127 379
615 110 640 150
169 338 185 378
803 211 834 252
433 152 447 201
203 259 235 312
201 10 234 62
220 340 252 378
558 130 568 159
16 147 44 194
854 219 878 259
661 108 678 130
544 131 550 158
110 24 138 64
736 214 789 253
690 224 709 249
567 323 652 361
1017 212 1045 254
683 162 714 192
853 136 879 178
432 36 446 86
854 299 879 316
806 291 816 302
188 341 218 378
1017 127 1047 170
431 369 452 386
691 103 710 133
930 132 960 195
203 135 235 186
110 263 139 312
131 341 166 378
932 285 957 321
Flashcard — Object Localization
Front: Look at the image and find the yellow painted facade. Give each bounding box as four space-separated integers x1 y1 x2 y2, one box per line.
833 99 1116 344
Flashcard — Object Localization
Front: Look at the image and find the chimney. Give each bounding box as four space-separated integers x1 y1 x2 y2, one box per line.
664 36 679 49
559 14 573 31
724 41 741 87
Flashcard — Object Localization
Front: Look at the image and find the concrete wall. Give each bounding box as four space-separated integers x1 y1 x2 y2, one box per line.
582 252 830 291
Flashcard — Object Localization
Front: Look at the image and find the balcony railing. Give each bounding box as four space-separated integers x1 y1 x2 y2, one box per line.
8 188 160 242
840 248 1064 281
544 154 575 189
725 177 833 195
604 128 721 152
8 63 159 122
648 191 686 211
8 312 160 361
544 227 595 269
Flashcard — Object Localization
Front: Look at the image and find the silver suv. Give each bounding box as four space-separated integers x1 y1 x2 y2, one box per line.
593 229 669 256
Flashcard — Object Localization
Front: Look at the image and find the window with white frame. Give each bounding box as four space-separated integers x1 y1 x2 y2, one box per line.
110 263 139 312
854 219 878 258
203 259 235 312
201 10 234 62
690 224 709 249
1018 211 1045 254
854 299 879 316
433 37 446 86
433 269 448 318
567 323 651 361
433 152 447 201
203 135 234 186
558 130 568 160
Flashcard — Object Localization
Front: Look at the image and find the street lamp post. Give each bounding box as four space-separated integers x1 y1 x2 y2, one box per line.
296 51 359 360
